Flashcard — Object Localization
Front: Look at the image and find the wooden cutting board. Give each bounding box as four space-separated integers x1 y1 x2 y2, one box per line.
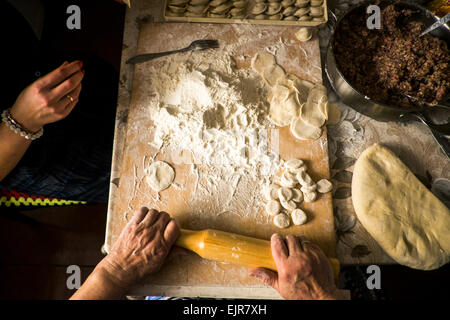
106 22 336 294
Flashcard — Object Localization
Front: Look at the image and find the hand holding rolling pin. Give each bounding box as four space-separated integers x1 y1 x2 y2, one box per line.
71 207 343 300
249 234 344 300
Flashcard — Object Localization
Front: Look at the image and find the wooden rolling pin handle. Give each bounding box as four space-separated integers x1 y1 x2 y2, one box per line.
175 229 340 281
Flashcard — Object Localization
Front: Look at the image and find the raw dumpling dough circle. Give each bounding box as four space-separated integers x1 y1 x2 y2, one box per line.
270 92 300 127
251 52 276 74
290 115 322 140
146 161 175 192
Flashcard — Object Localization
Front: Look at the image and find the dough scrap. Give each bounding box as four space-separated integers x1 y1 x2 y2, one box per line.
146 161 175 192
273 213 291 228
291 208 308 225
317 179 333 193
265 200 281 216
352 144 450 270
290 115 322 140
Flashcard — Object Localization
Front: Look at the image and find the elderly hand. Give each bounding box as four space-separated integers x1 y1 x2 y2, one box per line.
249 234 343 300
99 207 180 290
10 60 84 132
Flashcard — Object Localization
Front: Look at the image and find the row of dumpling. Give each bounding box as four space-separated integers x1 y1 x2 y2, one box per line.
166 0 325 22
166 0 248 18
249 0 325 21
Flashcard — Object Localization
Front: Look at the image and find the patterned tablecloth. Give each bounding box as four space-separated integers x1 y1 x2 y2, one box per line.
108 0 449 265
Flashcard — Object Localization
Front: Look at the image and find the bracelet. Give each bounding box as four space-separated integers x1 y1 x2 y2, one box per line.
1 108 43 140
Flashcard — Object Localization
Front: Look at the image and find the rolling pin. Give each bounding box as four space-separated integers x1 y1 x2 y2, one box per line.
175 229 340 281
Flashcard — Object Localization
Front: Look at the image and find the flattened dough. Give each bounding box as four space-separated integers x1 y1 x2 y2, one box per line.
263 64 286 87
290 115 322 140
146 161 175 191
352 144 450 270
301 86 328 127
251 52 276 74
270 92 301 127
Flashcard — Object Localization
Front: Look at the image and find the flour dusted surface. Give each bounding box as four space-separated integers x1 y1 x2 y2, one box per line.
144 48 281 220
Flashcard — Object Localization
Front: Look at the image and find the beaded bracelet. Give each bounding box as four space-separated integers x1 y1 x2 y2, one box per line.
1 108 43 140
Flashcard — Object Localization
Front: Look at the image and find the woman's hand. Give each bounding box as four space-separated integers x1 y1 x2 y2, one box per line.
249 234 343 300
99 207 180 290
10 60 84 132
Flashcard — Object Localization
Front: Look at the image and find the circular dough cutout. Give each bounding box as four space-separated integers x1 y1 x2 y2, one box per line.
146 161 175 192
290 115 322 140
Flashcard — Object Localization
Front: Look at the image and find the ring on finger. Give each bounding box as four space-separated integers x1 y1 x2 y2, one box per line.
66 94 74 103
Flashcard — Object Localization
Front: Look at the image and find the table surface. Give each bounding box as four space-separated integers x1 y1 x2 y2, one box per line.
106 0 450 281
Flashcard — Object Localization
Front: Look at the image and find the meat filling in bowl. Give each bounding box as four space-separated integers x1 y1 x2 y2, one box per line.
334 1 450 108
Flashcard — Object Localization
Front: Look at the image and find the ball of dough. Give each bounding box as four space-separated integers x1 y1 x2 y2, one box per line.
280 171 298 188
278 187 293 202
291 188 304 203
285 158 304 170
303 191 317 203
146 161 175 192
317 179 333 193
280 198 297 211
273 213 290 228
265 200 281 216
301 183 317 193
263 183 281 201
296 170 314 186
291 208 308 225
352 144 450 270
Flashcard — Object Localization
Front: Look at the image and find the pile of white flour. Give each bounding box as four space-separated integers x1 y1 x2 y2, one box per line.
145 48 281 219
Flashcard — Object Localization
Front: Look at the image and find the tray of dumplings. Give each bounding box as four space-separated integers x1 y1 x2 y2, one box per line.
164 0 328 26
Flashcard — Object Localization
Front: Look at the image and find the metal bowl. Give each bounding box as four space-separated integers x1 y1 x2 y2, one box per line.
325 1 450 156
